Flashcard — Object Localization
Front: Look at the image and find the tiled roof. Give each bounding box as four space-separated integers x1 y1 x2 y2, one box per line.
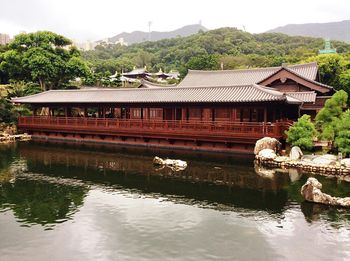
284 92 317 103
178 62 319 88
12 84 301 105
138 79 177 88
122 68 147 76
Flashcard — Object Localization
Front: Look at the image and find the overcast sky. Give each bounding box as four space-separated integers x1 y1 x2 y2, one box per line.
1 0 349 42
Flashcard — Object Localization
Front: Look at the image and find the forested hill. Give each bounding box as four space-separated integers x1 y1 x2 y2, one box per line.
267 20 350 43
82 27 350 76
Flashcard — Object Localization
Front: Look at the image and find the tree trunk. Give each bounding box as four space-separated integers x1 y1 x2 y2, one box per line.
39 79 46 91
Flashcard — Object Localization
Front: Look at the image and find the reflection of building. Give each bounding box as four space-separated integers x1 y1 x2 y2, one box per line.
13 62 333 153
19 143 290 210
0 33 11 45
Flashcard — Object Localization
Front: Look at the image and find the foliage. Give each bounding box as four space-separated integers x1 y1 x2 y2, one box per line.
339 69 350 96
286 115 317 150
0 97 18 124
304 54 350 89
335 110 350 156
315 90 348 140
6 81 41 98
0 31 90 91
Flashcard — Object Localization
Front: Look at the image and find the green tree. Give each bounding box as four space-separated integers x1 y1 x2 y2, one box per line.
186 54 219 70
0 97 17 124
0 31 90 91
335 110 350 156
339 69 350 96
315 90 348 140
304 54 348 89
286 114 317 150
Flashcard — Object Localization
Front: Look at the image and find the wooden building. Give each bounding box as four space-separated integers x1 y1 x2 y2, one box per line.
12 62 334 153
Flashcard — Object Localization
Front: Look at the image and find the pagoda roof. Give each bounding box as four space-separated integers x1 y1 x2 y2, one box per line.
178 62 319 88
138 79 177 88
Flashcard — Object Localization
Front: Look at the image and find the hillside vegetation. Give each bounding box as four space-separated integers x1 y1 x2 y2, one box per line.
83 27 350 75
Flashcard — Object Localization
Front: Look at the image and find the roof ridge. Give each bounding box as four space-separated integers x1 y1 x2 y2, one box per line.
187 62 318 74
252 84 284 98
284 91 316 94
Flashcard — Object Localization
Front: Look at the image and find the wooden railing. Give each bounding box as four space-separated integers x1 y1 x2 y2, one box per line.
18 116 292 139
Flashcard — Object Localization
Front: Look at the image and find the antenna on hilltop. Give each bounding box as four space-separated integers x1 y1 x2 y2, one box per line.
148 21 152 41
199 20 202 26
242 25 246 32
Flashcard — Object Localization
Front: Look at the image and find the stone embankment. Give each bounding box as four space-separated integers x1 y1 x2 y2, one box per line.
0 133 31 143
254 137 350 177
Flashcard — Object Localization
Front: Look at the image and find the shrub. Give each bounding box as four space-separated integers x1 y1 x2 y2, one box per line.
315 90 348 140
286 114 317 150
335 110 350 156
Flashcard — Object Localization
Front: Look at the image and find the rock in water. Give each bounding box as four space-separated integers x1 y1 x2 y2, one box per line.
258 149 277 159
301 177 350 207
153 156 165 165
289 146 303 161
153 156 187 171
254 137 281 155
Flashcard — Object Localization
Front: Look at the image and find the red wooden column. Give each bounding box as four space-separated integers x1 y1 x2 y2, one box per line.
202 108 211 121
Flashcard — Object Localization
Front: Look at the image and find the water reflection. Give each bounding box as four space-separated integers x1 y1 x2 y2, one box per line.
0 148 88 227
19 142 291 213
1 142 350 228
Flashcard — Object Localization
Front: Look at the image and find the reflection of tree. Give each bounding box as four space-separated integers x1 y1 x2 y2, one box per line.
0 178 88 226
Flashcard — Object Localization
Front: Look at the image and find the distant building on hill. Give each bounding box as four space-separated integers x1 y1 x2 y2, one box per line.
73 41 97 51
0 33 11 45
319 39 337 54
120 67 180 86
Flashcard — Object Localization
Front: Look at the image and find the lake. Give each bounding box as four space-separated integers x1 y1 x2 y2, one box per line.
1 142 350 260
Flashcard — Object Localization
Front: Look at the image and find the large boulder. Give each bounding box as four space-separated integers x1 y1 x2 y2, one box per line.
289 146 303 161
312 155 337 166
341 158 350 168
254 137 281 155
301 177 350 207
258 149 277 159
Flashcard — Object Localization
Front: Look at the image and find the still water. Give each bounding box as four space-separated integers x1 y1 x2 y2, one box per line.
1 142 350 261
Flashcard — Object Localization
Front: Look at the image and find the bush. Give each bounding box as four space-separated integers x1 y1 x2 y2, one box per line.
286 114 317 150
0 97 17 124
315 90 348 140
335 110 350 156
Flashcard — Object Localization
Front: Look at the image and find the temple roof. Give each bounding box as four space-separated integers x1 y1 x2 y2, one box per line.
284 92 317 103
138 79 177 88
178 62 319 88
12 84 301 105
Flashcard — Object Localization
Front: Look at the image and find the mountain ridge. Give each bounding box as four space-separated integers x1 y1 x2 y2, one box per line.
106 24 207 45
267 20 350 42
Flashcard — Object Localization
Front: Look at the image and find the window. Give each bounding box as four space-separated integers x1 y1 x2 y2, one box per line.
215 108 230 119
189 108 202 119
